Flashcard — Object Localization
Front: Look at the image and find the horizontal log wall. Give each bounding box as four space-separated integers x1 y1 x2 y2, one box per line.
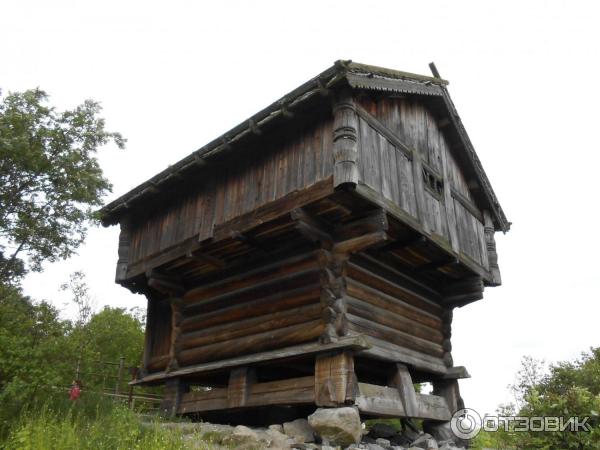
127 115 334 266
345 256 447 368
356 96 489 270
165 251 327 367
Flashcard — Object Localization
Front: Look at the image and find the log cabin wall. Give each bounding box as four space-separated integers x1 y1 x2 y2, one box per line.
344 254 449 374
127 115 334 269
355 95 489 271
145 250 327 373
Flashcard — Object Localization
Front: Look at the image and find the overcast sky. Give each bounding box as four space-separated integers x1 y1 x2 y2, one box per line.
2 0 599 416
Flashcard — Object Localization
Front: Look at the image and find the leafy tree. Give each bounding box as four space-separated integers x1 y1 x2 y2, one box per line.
473 350 600 449
0 88 125 285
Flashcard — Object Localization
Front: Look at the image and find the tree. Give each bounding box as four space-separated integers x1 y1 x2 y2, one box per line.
474 350 600 449
0 88 125 285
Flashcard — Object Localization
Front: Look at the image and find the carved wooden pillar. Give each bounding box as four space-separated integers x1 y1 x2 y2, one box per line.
483 210 501 286
115 217 131 283
332 89 359 188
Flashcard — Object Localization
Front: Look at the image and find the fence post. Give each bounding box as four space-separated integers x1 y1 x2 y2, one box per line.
115 356 125 395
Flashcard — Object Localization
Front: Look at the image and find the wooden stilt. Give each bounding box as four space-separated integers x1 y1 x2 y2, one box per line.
314 350 357 406
161 378 189 417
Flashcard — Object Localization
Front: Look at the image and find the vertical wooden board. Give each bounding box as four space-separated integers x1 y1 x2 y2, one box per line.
322 116 334 177
396 151 418 218
467 212 482 265
304 125 317 187
359 118 378 191
476 218 489 269
426 111 443 173
213 167 226 226
314 119 325 182
387 143 401 207
400 100 416 151
414 103 428 162
439 138 460 253
379 134 392 201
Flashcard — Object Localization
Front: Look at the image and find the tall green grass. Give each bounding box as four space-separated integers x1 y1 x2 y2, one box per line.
0 392 213 450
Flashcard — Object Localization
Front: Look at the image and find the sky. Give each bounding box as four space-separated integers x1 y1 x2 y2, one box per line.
2 0 599 416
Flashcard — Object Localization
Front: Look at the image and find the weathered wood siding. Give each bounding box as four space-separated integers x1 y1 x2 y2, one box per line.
345 255 446 369
127 117 334 267
145 251 326 372
356 96 489 269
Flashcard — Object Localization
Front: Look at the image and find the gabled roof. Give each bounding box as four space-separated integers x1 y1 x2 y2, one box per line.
100 61 509 232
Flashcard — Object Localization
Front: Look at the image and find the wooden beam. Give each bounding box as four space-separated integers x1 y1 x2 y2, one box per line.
146 270 184 297
179 376 315 414
334 208 388 241
186 250 226 269
355 383 451 421
414 257 459 273
333 231 388 255
229 231 269 254
354 104 413 160
132 336 369 385
291 207 333 247
389 364 418 417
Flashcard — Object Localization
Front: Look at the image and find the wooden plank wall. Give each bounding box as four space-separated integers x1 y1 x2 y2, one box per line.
127 116 334 266
344 256 446 369
356 96 488 269
145 251 327 372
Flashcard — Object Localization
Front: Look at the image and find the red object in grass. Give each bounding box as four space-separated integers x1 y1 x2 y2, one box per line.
69 384 81 401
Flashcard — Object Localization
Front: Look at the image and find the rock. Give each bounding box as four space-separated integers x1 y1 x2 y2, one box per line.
423 422 454 443
227 425 260 446
266 428 292 448
365 444 387 450
389 433 412 446
283 418 314 443
375 437 392 449
410 433 433 448
368 423 398 439
308 407 362 447
269 424 284 434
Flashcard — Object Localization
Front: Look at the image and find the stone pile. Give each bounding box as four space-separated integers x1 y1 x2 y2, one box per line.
149 407 467 450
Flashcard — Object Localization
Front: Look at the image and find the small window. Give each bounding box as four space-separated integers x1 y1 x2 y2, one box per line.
422 165 444 199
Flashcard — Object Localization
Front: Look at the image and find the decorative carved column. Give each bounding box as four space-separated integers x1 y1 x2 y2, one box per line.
332 89 359 188
483 210 501 286
115 217 131 283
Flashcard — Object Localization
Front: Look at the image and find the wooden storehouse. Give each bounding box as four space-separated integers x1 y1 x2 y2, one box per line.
100 61 509 424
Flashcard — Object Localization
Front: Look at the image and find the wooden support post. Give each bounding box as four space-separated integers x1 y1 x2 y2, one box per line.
161 378 188 417
431 379 462 414
227 366 257 408
389 364 418 418
115 217 131 283
332 89 359 188
314 350 357 406
166 297 183 372
484 210 502 286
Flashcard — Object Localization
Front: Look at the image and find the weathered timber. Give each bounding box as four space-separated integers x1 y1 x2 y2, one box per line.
315 350 357 406
103 62 508 422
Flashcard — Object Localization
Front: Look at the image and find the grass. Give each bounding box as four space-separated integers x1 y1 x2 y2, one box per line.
0 392 218 450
